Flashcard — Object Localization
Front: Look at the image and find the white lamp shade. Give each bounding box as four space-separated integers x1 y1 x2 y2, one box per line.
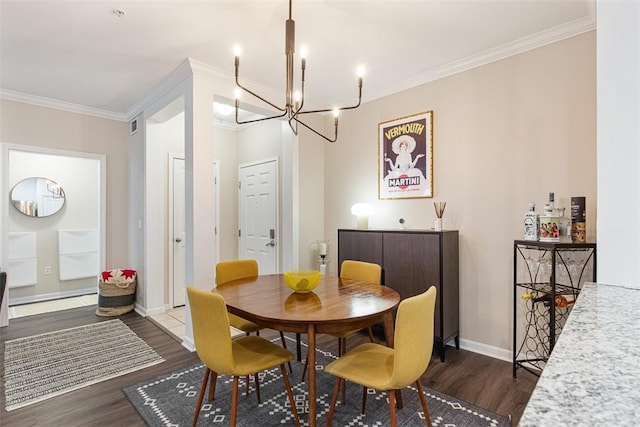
351 203 373 217
351 203 373 229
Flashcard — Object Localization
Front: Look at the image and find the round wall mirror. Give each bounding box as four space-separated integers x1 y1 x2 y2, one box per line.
10 177 66 217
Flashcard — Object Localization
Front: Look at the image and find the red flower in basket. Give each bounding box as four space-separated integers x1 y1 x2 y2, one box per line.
121 269 137 279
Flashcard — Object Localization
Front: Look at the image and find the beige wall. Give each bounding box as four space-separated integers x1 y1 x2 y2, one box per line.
324 32 597 355
296 114 326 270
0 99 130 284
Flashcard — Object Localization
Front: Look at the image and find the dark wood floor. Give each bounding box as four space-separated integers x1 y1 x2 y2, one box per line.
0 307 538 426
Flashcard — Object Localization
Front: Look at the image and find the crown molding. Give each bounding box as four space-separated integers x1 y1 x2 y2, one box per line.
365 15 596 104
124 59 193 122
1 15 595 123
0 89 127 122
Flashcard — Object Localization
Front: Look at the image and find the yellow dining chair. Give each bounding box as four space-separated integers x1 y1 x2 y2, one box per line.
339 260 382 342
324 286 437 427
302 260 382 387
216 259 291 372
187 286 301 427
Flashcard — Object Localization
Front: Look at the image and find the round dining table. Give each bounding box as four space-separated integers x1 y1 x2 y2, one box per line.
213 273 401 427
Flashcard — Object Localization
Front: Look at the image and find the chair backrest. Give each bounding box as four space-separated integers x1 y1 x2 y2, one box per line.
186 286 235 374
216 259 258 286
390 286 437 389
340 260 382 285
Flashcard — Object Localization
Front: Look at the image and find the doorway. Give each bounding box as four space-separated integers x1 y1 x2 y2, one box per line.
169 156 220 308
169 156 186 307
238 158 279 274
1 145 105 325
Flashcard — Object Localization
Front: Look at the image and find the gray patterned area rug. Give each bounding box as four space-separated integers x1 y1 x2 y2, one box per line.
4 319 164 411
123 336 510 427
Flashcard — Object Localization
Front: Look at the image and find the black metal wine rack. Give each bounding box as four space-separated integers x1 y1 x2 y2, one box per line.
512 240 596 377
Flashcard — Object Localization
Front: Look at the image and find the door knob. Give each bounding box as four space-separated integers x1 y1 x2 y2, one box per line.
266 240 275 247
175 237 182 243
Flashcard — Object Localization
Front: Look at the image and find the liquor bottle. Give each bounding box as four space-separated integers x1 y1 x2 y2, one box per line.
547 192 570 241
571 196 586 243
540 193 560 242
523 203 538 241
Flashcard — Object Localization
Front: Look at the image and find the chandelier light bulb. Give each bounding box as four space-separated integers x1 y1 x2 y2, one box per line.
357 65 366 78
300 45 308 59
233 44 242 57
333 108 339 118
234 88 242 100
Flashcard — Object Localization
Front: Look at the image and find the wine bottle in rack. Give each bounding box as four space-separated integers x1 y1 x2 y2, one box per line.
554 294 575 308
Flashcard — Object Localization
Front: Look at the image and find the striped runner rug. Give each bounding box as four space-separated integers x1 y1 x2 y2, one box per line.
3 319 164 411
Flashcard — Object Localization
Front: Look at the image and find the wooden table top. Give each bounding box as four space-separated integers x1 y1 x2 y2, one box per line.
214 274 400 334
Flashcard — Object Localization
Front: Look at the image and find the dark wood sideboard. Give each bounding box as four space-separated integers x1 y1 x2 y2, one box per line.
337 228 459 361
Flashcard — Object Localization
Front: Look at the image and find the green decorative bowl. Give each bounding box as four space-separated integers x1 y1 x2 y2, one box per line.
284 270 322 293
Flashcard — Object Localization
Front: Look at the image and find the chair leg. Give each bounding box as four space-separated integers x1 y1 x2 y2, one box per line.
280 364 301 427
245 375 250 396
192 368 211 427
396 388 404 409
415 380 433 427
341 375 347 404
254 372 261 404
296 333 302 361
367 326 375 342
231 376 240 427
388 390 398 427
279 331 293 373
361 386 367 414
339 338 347 403
207 371 218 401
326 377 343 427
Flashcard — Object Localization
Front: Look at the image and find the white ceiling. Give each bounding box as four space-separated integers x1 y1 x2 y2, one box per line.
0 0 595 123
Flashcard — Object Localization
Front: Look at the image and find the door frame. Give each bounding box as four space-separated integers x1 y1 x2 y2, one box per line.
168 154 220 308
0 144 106 325
238 157 280 273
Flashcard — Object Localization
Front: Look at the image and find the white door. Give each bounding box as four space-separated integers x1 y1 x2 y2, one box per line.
238 159 278 274
171 157 186 307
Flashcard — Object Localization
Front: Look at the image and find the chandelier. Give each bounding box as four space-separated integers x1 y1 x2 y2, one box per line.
234 0 363 142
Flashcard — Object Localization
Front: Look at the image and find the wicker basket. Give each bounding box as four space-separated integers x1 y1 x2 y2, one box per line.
96 269 137 317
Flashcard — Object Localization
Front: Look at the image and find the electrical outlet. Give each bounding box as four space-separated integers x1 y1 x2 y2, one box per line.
44 266 52 275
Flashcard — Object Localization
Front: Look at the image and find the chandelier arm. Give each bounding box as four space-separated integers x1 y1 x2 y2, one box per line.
236 80 287 112
296 85 362 115
236 110 288 125
292 116 338 143
294 81 305 114
287 117 299 135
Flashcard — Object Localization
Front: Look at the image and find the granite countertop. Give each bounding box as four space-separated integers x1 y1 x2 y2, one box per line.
519 282 640 426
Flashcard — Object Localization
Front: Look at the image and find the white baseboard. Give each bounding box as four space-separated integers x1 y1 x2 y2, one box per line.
182 336 195 352
8 287 96 306
135 303 167 317
455 337 512 362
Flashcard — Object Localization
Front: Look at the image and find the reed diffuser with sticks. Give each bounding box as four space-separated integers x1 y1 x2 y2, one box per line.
434 201 446 231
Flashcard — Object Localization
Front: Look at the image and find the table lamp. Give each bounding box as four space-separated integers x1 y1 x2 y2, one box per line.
351 203 373 229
